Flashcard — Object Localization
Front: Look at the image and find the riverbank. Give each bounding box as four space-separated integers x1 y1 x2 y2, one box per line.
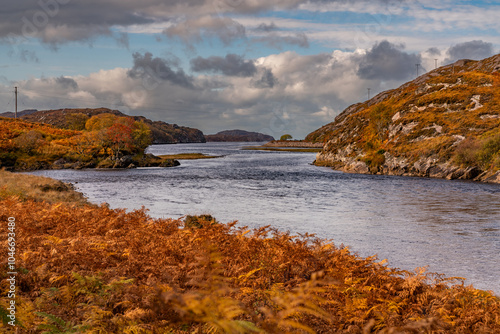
157 153 223 160
263 140 324 148
242 146 322 152
0 170 499 333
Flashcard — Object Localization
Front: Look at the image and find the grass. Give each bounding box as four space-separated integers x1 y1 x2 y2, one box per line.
0 172 499 332
242 146 322 153
157 153 222 160
0 169 90 205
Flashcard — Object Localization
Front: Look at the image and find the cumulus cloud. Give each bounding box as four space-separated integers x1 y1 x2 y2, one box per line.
254 32 309 49
357 40 421 81
190 54 257 77
444 40 495 64
128 52 194 89
55 76 78 90
252 68 277 88
426 47 441 56
7 39 484 138
163 16 246 46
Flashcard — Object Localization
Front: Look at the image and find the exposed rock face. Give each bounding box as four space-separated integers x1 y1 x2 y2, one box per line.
19 108 206 144
309 54 500 183
205 130 274 142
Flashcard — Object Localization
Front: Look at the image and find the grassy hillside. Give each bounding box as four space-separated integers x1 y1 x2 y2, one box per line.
0 171 499 333
20 108 206 144
0 114 177 171
308 54 500 182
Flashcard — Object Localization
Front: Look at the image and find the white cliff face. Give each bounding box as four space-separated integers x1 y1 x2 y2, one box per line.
312 54 500 183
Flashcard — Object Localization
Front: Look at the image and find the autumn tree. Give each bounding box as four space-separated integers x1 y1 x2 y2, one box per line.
65 113 89 130
106 118 136 159
14 130 45 154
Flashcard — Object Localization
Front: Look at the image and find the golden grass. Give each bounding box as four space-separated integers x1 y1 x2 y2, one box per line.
0 169 90 205
0 195 499 333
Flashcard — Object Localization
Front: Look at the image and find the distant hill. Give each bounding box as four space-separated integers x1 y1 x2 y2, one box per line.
205 130 274 142
0 109 38 118
307 54 500 183
17 108 205 144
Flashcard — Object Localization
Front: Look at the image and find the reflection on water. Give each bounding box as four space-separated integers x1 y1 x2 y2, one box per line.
29 142 500 294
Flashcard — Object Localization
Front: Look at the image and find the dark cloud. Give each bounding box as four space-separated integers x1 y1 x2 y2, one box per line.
0 1 313 46
252 69 277 88
0 1 152 44
254 32 309 49
357 40 421 81
190 54 257 77
444 40 495 64
426 47 441 56
55 76 78 90
164 16 246 46
128 52 194 89
255 22 278 32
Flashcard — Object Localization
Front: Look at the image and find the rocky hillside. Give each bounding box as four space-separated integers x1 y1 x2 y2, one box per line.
307 54 500 183
18 108 206 144
205 129 274 142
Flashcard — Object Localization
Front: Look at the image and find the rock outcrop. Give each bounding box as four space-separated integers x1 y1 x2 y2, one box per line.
308 54 500 183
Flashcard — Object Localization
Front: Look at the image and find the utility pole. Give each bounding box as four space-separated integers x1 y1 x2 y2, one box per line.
15 87 18 119
367 88 371 100
416 64 420 77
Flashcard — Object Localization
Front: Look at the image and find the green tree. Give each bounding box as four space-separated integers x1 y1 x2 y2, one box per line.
280 134 293 141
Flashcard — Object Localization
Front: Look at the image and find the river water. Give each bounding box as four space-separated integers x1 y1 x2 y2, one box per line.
29 142 500 294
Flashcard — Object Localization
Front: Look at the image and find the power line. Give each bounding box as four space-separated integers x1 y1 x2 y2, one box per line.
15 87 18 119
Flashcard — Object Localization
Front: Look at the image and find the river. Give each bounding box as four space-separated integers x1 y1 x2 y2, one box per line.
29 142 500 294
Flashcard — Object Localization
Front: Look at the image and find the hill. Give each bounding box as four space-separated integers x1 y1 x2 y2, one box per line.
0 109 38 118
16 108 206 144
307 54 500 183
205 129 274 142
0 115 179 171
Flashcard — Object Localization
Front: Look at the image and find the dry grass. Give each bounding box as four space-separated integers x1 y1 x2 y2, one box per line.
0 193 498 333
0 169 89 205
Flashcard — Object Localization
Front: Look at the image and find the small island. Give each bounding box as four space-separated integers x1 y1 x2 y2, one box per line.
205 129 274 142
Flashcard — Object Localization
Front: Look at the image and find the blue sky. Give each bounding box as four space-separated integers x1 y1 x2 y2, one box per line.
1 0 499 138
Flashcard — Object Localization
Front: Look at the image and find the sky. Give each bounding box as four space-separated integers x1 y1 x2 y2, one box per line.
0 0 499 139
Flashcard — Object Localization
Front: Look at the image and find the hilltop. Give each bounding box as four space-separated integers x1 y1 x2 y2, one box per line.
307 54 500 183
205 129 274 142
5 108 206 144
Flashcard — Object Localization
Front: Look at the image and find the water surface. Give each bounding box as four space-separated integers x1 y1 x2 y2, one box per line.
29 142 500 293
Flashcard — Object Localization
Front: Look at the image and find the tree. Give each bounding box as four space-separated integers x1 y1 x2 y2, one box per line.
85 114 118 131
280 134 293 141
106 118 135 159
65 113 89 130
14 130 45 154
132 121 153 150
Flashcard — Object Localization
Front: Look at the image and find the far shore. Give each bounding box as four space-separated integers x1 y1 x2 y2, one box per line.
242 146 322 153
158 153 223 160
